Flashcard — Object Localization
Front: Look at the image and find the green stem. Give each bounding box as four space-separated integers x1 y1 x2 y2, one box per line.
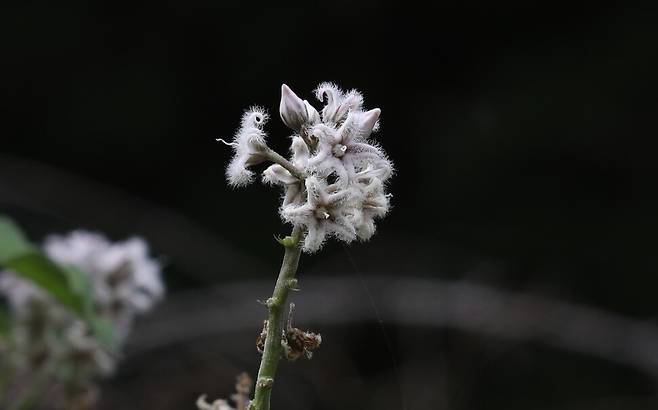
250 228 302 410
264 149 307 181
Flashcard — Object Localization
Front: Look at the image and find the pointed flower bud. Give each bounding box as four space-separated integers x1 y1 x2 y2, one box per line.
280 84 308 131
359 108 380 138
304 100 321 125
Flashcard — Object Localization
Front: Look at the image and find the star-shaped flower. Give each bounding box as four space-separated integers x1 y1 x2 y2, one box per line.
308 109 392 184
282 177 356 252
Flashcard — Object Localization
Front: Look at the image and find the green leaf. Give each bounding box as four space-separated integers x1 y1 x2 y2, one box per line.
62 265 95 317
62 265 116 350
3 251 86 315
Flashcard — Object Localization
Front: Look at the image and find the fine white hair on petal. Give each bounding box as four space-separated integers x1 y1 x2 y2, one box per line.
241 106 269 129
349 176 390 241
314 82 341 104
306 111 391 186
262 164 297 186
314 82 363 125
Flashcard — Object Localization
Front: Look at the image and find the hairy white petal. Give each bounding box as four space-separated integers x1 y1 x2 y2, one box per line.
303 100 321 125
303 220 327 252
262 164 298 186
222 107 270 187
358 108 381 139
315 83 363 124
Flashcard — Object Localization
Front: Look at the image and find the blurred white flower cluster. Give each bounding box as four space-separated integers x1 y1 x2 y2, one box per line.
0 230 164 378
221 83 393 252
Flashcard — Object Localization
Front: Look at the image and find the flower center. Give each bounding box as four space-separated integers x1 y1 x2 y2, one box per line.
332 144 348 158
314 207 331 220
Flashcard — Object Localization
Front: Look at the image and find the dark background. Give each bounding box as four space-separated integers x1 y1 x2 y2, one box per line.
2 3 658 409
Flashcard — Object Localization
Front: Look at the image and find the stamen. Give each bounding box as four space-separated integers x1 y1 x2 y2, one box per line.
332 144 348 158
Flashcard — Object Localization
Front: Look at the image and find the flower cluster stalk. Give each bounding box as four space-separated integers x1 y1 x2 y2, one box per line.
250 228 302 410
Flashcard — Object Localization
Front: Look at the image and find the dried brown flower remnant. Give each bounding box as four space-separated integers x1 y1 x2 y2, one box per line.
256 304 322 361
282 326 322 361
282 303 321 361
256 320 268 354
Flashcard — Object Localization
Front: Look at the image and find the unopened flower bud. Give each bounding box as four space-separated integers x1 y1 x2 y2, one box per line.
280 84 308 131
359 108 381 138
304 100 321 125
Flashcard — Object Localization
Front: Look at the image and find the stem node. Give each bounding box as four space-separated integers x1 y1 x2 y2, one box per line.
256 377 274 388
265 297 278 309
287 278 299 291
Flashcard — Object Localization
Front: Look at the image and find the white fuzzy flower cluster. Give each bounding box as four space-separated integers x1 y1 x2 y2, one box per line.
221 83 393 252
0 230 164 377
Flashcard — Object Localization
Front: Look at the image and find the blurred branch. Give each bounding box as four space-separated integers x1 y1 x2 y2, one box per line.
127 276 658 378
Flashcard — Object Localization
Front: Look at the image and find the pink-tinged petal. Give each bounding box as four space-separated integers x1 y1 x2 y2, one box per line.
303 100 321 125
327 217 357 242
290 136 310 164
282 203 313 220
282 183 304 207
306 144 332 168
280 84 308 131
351 142 384 155
326 187 351 205
312 123 341 144
337 111 360 145
262 164 297 186
333 90 364 123
355 218 376 241
304 177 325 208
359 108 381 138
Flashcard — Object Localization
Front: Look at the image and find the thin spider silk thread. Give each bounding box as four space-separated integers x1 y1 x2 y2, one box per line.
342 246 407 410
